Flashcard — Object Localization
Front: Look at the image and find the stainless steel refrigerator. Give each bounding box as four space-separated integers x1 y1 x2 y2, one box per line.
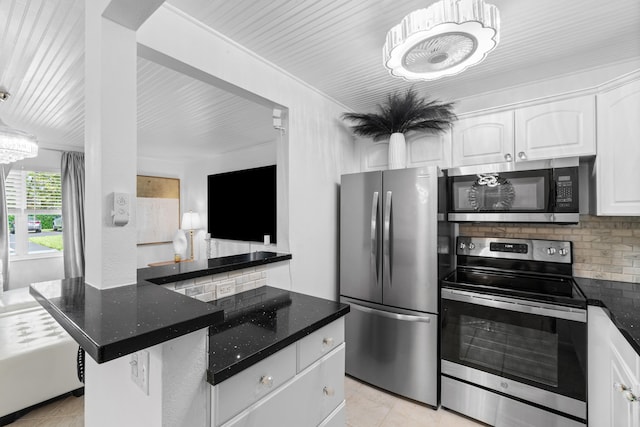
339 166 451 407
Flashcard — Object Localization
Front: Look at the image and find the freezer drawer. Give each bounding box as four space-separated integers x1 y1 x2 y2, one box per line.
341 298 438 406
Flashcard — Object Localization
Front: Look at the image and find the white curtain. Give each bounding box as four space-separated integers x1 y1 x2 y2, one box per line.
0 164 12 292
61 152 85 278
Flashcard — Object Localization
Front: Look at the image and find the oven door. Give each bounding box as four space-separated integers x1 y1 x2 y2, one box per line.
441 288 587 419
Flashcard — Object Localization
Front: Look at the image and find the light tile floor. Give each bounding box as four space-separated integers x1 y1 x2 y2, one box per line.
9 377 485 426
8 395 83 426
345 376 486 427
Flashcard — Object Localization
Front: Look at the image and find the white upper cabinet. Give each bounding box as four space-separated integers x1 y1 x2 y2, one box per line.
406 130 451 169
514 95 596 161
595 77 640 215
451 111 514 167
451 95 596 167
359 130 451 172
359 140 389 172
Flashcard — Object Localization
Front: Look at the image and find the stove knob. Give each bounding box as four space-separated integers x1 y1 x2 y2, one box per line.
559 248 569 256
547 247 557 256
468 243 476 250
459 242 466 250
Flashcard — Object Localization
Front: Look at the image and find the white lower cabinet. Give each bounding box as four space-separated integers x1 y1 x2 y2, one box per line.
318 401 346 427
588 306 640 427
211 318 346 427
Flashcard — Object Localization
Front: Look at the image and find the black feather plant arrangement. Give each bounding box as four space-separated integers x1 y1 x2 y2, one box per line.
341 87 457 139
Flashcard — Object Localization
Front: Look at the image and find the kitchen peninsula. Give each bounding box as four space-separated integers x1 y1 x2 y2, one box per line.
30 252 349 427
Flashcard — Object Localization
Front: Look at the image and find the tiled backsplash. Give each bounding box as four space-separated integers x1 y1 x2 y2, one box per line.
459 215 640 283
162 266 268 301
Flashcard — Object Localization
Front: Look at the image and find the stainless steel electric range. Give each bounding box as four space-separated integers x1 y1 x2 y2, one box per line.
441 237 587 427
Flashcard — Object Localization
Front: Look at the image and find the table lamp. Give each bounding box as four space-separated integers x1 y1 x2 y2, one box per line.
181 211 201 260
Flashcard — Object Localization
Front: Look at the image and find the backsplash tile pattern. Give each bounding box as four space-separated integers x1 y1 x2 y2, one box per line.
162 266 268 301
459 215 640 283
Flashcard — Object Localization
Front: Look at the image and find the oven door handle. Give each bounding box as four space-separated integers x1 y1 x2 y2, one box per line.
441 288 586 323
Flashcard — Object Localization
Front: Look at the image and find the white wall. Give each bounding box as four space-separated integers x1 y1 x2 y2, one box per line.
137 141 282 267
185 140 279 260
85 328 209 427
9 257 64 290
136 156 186 267
138 5 359 300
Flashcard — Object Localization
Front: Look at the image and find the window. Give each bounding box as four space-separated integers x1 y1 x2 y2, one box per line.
6 169 64 257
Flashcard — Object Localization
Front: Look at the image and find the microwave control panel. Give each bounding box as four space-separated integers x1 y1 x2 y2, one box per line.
553 167 579 211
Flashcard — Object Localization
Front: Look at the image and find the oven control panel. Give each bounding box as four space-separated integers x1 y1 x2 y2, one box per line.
457 237 572 263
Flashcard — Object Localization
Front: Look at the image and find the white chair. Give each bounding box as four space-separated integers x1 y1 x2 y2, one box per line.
0 288 83 424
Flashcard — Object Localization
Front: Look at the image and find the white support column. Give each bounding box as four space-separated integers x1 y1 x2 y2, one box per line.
84 0 137 289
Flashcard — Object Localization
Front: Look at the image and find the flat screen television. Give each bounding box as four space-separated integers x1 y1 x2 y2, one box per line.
207 165 276 244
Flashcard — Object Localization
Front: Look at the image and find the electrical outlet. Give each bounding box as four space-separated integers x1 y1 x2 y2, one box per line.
217 282 235 298
139 350 149 395
130 353 138 379
130 350 149 395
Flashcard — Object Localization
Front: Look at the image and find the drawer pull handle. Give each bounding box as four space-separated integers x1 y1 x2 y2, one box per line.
504 153 512 162
260 375 273 388
518 151 527 160
323 386 335 396
322 337 334 347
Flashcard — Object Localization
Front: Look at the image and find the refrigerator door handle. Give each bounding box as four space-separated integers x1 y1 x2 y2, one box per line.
370 191 379 286
383 190 392 287
350 302 431 323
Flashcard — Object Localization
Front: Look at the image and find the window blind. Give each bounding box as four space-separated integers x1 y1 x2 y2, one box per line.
6 170 62 211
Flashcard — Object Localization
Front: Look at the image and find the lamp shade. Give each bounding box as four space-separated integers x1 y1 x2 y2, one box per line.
181 211 201 230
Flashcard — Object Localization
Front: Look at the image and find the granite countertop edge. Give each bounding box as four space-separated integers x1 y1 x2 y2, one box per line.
138 252 292 285
30 251 292 364
30 286 101 358
576 277 640 355
206 305 350 385
29 282 225 363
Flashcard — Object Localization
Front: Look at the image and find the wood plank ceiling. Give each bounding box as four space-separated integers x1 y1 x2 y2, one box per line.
0 0 638 159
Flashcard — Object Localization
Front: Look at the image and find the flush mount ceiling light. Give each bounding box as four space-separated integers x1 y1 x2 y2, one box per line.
0 90 38 164
383 0 500 81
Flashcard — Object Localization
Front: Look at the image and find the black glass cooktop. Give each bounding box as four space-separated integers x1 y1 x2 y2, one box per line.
442 267 587 309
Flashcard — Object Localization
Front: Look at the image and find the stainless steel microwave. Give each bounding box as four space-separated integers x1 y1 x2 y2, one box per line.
447 158 579 223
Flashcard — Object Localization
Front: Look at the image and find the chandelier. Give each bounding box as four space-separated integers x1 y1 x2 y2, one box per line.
383 0 500 81
0 90 38 164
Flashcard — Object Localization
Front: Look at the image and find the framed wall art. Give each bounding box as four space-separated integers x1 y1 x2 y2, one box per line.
136 175 180 245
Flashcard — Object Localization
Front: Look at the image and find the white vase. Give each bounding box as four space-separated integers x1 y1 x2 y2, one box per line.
388 132 407 169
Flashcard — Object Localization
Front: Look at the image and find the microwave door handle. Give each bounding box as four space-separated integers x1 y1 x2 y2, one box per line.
370 191 379 287
549 172 558 221
383 191 392 288
550 174 557 211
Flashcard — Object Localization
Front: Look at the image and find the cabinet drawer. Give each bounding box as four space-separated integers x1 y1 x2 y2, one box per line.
318 400 346 427
214 344 296 426
297 317 344 372
224 344 345 427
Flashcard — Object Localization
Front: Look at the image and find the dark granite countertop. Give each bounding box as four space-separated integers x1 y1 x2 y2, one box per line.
576 277 640 355
30 251 292 363
138 251 292 285
206 286 350 385
30 277 224 363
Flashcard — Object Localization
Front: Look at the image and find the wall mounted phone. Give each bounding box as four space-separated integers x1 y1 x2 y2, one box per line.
112 192 130 226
